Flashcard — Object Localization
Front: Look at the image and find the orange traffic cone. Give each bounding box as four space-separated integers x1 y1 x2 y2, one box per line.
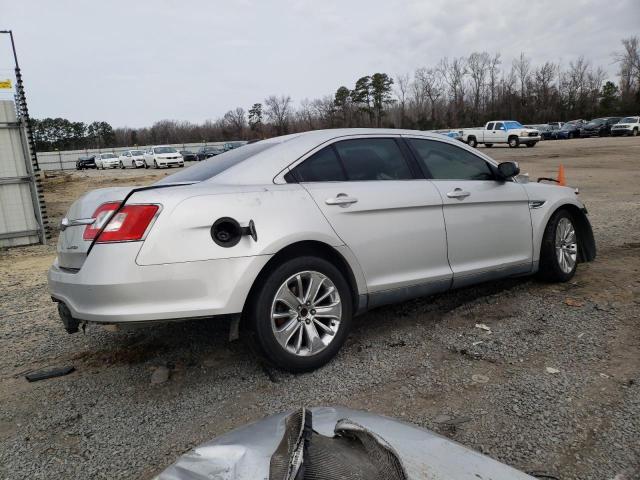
557 165 566 186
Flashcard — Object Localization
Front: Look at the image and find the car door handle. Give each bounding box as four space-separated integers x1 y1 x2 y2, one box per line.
325 193 358 207
446 188 471 199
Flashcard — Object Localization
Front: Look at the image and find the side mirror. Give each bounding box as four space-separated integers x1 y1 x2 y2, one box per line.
497 161 520 179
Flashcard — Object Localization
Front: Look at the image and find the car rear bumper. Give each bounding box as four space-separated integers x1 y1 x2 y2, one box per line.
48 242 272 324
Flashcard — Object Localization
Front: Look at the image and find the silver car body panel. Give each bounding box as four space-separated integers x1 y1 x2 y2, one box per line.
155 407 535 480
48 128 588 324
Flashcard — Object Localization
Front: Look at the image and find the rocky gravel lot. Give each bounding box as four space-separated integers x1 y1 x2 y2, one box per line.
1 137 639 479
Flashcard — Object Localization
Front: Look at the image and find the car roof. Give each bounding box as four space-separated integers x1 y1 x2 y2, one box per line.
213 128 486 185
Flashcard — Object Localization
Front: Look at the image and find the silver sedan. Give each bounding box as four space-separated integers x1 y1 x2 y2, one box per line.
49 129 596 371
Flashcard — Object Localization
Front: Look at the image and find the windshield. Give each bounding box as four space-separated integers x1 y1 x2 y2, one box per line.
504 121 524 130
131 150 145 155
102 153 116 159
155 142 276 184
154 146 178 154
620 117 638 123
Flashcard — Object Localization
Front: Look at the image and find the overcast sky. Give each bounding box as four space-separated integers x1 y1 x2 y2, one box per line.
1 0 638 128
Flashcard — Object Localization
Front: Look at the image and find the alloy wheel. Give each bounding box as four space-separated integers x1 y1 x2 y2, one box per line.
555 217 577 274
270 271 342 357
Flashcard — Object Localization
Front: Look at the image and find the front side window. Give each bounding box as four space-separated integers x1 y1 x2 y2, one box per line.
409 138 494 181
494 122 505 130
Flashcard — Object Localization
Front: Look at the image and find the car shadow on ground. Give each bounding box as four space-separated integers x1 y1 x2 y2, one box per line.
69 276 532 374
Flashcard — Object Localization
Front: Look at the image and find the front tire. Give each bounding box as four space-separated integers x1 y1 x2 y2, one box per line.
246 256 353 372
632 128 638 137
508 136 519 148
526 142 537 148
153 160 159 169
538 209 578 282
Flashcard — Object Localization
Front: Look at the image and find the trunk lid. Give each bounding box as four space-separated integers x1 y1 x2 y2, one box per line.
57 187 133 270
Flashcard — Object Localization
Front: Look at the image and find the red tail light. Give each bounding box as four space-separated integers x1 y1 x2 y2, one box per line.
84 203 159 243
83 202 120 240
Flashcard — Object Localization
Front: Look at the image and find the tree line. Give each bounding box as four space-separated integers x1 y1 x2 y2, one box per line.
32 37 640 152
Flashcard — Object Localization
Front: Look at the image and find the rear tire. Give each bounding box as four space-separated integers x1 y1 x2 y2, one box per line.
246 256 353 372
467 137 478 148
538 209 578 283
508 136 519 148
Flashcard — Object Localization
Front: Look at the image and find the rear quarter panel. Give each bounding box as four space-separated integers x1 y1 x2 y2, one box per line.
135 184 344 266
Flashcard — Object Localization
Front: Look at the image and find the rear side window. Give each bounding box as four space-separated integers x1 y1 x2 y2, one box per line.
409 139 494 181
293 147 346 182
334 138 412 181
155 142 275 184
486 123 494 130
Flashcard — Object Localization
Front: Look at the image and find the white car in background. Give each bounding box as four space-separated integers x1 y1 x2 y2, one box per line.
144 146 184 169
119 149 148 169
95 153 120 169
610 116 640 136
49 129 596 372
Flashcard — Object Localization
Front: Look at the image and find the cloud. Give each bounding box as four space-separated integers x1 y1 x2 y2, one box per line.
1 0 637 127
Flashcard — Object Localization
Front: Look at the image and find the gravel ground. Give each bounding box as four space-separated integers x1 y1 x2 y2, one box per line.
1 137 639 479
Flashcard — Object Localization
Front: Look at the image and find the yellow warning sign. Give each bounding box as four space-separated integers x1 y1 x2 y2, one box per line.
0 79 12 89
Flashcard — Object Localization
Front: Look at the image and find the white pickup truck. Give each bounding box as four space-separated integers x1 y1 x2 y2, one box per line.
460 121 540 148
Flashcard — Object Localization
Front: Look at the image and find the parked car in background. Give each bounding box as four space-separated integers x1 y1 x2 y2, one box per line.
76 155 96 170
556 122 582 139
433 129 463 141
610 116 640 136
196 145 225 160
180 150 198 161
119 149 147 169
536 124 560 140
48 129 595 371
223 141 246 151
461 120 540 148
95 153 120 169
580 117 621 137
144 146 184 168
547 122 564 129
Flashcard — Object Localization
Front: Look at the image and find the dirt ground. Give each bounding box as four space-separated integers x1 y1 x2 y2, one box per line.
1 136 639 479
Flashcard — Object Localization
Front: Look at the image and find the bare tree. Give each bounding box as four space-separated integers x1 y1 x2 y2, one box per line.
264 95 292 135
467 52 491 122
297 98 315 130
223 107 246 138
395 73 410 128
487 53 502 116
513 52 531 103
439 57 467 125
616 36 640 103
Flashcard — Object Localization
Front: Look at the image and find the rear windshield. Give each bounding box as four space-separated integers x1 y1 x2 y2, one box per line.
131 150 145 155
155 142 275 184
102 153 117 159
